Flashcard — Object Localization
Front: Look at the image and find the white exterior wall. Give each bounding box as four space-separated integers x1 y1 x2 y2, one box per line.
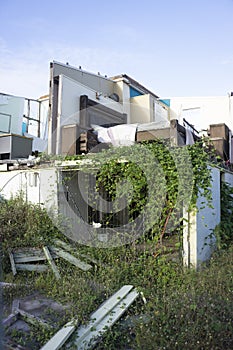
170 95 233 132
0 171 23 199
130 95 170 124
0 94 24 135
59 74 124 127
55 75 125 154
0 168 58 213
222 170 233 187
114 80 131 123
39 97 49 140
130 94 152 124
154 100 170 123
183 166 221 268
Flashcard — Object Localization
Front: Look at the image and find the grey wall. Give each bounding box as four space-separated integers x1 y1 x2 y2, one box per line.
51 61 115 96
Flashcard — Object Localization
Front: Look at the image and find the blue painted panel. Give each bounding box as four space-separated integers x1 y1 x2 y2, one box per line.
159 99 170 107
130 86 143 98
22 122 27 135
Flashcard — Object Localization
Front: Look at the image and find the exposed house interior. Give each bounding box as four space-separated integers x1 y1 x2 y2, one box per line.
1 60 232 163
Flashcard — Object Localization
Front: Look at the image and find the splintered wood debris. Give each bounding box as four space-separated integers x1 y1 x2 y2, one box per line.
3 298 53 330
8 240 96 278
43 246 61 280
3 296 70 349
40 284 144 350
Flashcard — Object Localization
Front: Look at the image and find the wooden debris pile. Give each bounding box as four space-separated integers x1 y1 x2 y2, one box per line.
8 240 99 279
5 241 146 349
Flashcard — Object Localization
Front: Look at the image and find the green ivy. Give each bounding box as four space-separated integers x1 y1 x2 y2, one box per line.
214 180 233 249
77 138 213 242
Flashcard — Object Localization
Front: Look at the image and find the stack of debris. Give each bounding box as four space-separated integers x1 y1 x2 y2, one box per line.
8 240 100 279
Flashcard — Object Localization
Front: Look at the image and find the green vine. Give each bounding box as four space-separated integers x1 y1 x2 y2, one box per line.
214 180 233 249
77 138 213 242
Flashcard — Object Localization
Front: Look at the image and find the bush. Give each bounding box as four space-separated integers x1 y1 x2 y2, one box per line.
0 194 61 251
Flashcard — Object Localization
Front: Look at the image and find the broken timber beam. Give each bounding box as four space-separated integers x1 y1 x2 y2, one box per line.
13 248 56 263
40 285 139 350
49 246 92 272
12 299 20 313
8 250 17 276
40 319 78 350
17 308 53 329
54 239 101 266
43 246 60 280
15 264 48 272
2 312 19 328
73 285 139 349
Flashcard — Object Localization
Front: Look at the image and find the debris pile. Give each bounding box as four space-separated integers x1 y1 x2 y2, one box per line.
8 240 99 279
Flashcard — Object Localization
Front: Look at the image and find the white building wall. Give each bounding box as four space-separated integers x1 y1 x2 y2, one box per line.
170 95 233 132
38 96 49 140
59 75 124 127
130 94 152 124
183 166 221 268
153 100 170 124
55 75 125 154
130 95 170 125
0 171 24 199
196 167 220 263
222 170 233 187
0 94 24 135
0 168 58 213
2 163 232 267
114 80 131 123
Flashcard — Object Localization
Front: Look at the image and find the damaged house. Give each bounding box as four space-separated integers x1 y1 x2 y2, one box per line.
1 61 233 267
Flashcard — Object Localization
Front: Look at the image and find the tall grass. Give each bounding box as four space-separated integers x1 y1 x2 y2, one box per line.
1 196 232 349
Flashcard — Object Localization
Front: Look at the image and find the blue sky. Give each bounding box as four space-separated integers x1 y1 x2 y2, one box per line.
1 0 233 99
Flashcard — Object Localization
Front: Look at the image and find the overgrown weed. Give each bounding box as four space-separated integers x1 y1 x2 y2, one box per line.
1 176 233 349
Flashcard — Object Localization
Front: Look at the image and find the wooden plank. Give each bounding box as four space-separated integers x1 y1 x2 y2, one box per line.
15 264 48 272
13 248 57 263
43 246 60 280
54 239 100 266
13 248 43 256
2 312 19 328
12 299 20 313
90 285 134 322
40 319 78 350
40 285 136 350
72 285 139 349
18 309 52 329
9 251 17 276
49 246 92 272
53 239 74 252
73 289 139 349
14 255 47 263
